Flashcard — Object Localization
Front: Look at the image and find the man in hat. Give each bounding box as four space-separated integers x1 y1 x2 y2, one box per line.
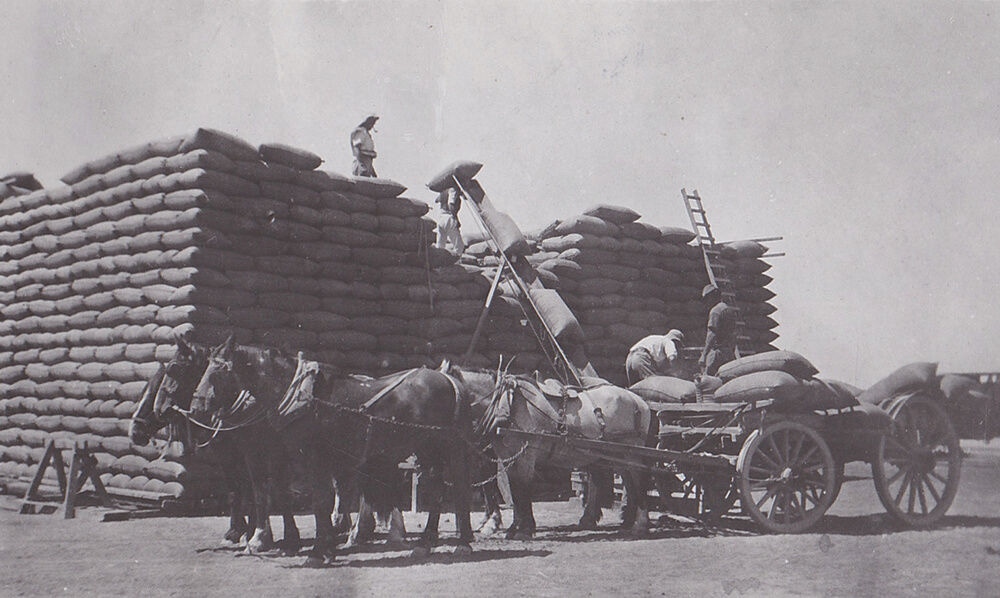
350 114 379 177
434 186 465 254
699 284 738 376
625 329 686 385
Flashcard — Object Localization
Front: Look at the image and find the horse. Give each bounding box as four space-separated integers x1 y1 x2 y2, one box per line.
190 336 475 564
446 363 653 539
130 337 301 551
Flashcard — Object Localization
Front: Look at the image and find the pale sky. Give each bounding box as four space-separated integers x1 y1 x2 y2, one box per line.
2 1 998 386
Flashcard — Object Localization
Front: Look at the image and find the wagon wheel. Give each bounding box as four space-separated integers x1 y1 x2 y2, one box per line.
736 420 837 533
872 395 962 527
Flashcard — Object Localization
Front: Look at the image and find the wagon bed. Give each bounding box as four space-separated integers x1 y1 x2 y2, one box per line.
497 389 962 534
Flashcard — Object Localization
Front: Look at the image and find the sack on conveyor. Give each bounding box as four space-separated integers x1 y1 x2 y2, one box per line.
712 370 806 405
857 362 938 405
629 376 698 404
427 161 483 192
477 205 531 257
716 350 819 381
527 288 584 343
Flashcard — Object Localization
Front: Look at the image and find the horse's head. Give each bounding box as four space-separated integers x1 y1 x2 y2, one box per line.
129 364 167 446
447 363 505 411
191 335 242 416
191 336 291 416
154 336 209 418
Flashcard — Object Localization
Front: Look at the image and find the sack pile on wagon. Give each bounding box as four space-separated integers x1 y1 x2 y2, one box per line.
0 128 527 502
462 204 779 383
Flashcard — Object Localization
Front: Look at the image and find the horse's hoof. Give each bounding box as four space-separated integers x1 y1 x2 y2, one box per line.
246 538 271 554
223 529 245 544
454 544 473 557
410 545 432 559
512 531 533 541
577 519 599 531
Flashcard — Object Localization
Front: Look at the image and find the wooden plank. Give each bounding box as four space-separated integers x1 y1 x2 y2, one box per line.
496 428 734 469
63 445 82 519
658 426 742 437
653 399 772 413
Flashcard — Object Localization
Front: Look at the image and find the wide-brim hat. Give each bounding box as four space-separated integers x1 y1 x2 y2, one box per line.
666 329 685 345
360 114 379 127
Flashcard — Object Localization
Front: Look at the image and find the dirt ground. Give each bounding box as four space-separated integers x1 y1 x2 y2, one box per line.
3 441 1000 598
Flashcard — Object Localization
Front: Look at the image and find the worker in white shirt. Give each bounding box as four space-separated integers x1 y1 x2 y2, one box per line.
625 329 685 385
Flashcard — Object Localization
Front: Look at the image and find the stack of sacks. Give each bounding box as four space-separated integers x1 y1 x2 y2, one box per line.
707 350 864 412
0 128 496 501
464 204 779 385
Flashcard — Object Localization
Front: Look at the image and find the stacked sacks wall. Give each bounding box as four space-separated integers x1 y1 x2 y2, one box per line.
0 128 498 502
464 204 779 386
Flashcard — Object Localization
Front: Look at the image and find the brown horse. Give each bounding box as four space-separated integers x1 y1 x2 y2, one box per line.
131 338 302 551
447 364 653 539
191 336 475 564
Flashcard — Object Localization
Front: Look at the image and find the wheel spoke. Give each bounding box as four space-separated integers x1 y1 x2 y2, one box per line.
906 474 917 514
798 444 819 467
779 430 791 464
764 489 781 520
922 473 942 504
788 491 804 519
767 435 785 467
916 477 929 514
789 432 805 467
754 484 780 510
800 462 827 475
754 448 781 470
886 464 908 485
893 471 911 507
929 469 950 486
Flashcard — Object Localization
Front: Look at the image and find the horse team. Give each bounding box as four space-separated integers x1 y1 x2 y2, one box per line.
129 337 653 566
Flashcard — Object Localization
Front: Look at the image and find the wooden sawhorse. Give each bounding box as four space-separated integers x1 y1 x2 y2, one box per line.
20 439 113 518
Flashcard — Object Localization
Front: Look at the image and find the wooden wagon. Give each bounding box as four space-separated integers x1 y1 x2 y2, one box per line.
499 388 962 534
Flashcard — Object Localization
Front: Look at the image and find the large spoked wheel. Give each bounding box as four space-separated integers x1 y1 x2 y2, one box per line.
873 395 962 527
737 420 837 533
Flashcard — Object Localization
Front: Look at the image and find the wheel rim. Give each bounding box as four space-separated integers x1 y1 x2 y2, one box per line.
873 396 962 527
737 420 836 533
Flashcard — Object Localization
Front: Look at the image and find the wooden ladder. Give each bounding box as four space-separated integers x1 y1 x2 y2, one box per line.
681 188 751 356
20 439 113 518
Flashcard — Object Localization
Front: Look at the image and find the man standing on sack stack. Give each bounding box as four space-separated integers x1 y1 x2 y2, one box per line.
434 186 465 254
625 329 686 385
350 114 379 177
699 284 739 376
